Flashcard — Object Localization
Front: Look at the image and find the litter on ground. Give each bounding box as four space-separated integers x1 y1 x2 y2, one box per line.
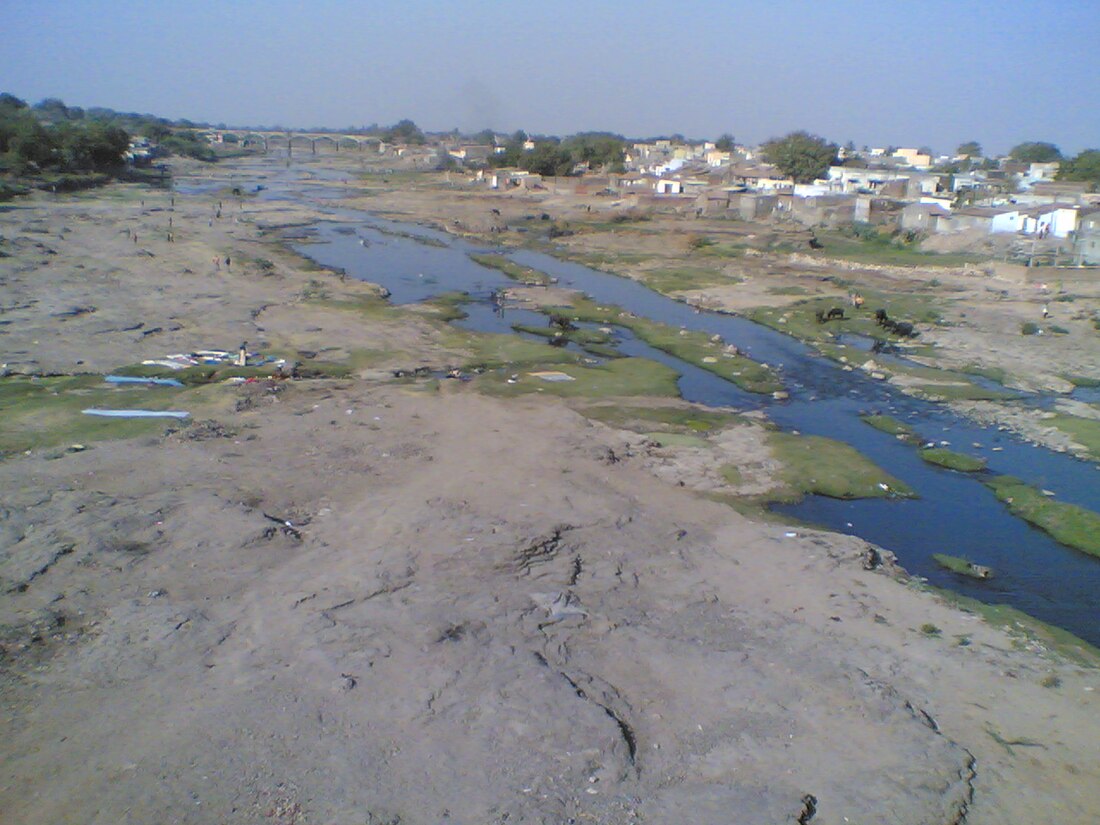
82 409 191 419
141 348 286 369
106 375 184 387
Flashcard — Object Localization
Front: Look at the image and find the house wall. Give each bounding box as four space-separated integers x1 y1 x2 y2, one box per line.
990 211 1024 234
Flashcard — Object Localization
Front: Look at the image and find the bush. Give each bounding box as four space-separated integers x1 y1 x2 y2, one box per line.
1050 325 1069 334
1021 322 1039 335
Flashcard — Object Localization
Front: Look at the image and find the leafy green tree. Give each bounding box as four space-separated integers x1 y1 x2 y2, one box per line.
472 128 496 145
1056 150 1100 189
560 132 625 172
56 122 129 170
715 133 735 151
0 93 27 112
521 141 572 176
956 140 982 157
9 117 57 166
383 119 425 145
1009 141 1062 163
760 131 838 183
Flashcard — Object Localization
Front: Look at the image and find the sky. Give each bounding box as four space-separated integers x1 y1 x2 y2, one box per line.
2 0 1097 155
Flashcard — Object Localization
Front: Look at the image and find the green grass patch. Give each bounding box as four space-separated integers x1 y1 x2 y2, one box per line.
862 414 918 440
1045 414 1100 462
1064 374 1100 388
767 431 915 501
919 447 987 472
442 329 577 371
932 553 993 579
0 374 212 456
469 253 552 285
908 382 1018 402
510 323 617 357
812 230 988 268
579 404 741 434
639 266 729 293
555 297 783 394
961 363 1010 385
720 464 743 486
985 475 1100 558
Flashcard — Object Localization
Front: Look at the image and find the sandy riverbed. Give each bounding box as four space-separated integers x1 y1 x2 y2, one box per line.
2 155 1099 824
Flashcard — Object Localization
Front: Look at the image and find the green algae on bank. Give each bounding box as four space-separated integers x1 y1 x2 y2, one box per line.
469 253 553 285
552 297 783 394
984 475 1100 558
767 431 916 502
932 553 994 579
861 414 920 442
919 448 987 473
580 403 742 434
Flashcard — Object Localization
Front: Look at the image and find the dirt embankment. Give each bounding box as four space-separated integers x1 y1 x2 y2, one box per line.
2 156 1099 824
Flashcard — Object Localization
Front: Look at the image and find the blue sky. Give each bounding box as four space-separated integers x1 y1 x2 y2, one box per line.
2 0 1097 154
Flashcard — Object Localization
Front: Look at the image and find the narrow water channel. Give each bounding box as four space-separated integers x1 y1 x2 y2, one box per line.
193 158 1100 645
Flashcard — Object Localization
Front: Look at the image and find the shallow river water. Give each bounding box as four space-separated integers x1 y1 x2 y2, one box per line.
189 158 1100 645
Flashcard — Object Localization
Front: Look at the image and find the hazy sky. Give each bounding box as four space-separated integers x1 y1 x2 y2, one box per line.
2 0 1097 154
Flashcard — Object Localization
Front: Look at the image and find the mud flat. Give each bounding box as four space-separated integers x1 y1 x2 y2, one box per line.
2 155 1100 824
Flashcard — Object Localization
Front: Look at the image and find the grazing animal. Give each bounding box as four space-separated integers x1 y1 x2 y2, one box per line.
548 313 577 332
816 307 846 323
874 309 889 325
892 321 918 337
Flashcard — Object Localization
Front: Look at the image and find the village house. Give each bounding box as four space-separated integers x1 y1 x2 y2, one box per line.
827 166 943 197
1019 203 1080 238
900 202 952 233
891 147 934 169
1074 210 1100 264
447 144 493 165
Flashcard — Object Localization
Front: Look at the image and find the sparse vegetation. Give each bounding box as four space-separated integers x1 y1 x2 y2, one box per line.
933 553 993 579
984 476 1100 558
919 448 987 472
767 431 915 501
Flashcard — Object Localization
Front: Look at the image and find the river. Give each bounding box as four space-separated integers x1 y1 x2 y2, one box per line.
181 156 1100 646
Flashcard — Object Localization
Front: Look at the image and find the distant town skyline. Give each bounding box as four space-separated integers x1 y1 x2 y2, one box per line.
2 0 1097 156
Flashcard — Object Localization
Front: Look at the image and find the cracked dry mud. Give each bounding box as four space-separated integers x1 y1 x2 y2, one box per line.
3 384 1096 824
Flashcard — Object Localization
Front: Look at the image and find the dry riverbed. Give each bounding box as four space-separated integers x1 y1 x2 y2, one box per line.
2 155 1100 824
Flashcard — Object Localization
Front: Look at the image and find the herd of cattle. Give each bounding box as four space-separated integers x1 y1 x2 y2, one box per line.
815 305 919 338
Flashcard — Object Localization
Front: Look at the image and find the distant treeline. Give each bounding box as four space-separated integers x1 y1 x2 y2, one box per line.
0 92 219 185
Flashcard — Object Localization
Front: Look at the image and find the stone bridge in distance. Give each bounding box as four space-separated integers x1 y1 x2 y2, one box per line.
214 130 383 154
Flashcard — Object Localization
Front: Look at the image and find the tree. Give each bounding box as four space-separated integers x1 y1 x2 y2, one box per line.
472 128 495 146
9 118 57 167
1009 141 1062 163
521 141 572 177
760 131 838 183
1056 150 1100 189
0 93 27 112
956 140 982 157
383 119 425 145
715 133 735 151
